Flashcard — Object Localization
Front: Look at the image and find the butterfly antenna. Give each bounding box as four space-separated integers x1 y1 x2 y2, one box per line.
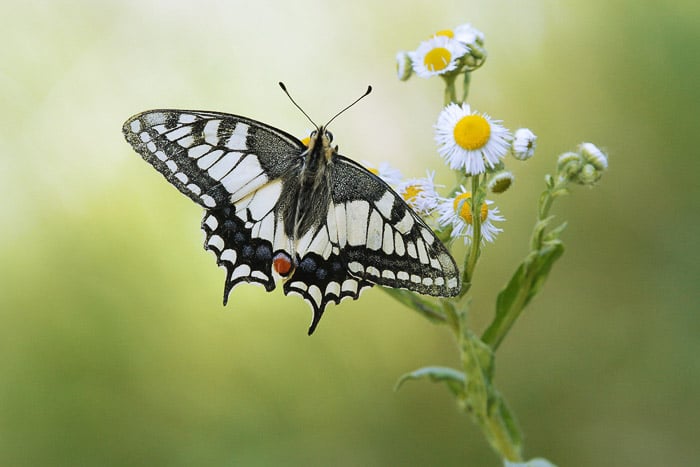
279 82 318 130
324 85 373 129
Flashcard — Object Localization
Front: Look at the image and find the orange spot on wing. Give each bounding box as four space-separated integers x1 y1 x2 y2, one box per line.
273 254 294 276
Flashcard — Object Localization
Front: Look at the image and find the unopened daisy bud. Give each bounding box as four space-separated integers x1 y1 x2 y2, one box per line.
488 171 514 194
579 142 608 171
557 152 583 180
409 36 468 78
511 128 537 161
462 47 487 69
557 152 583 171
556 144 606 186
452 23 487 68
396 51 413 81
576 163 600 185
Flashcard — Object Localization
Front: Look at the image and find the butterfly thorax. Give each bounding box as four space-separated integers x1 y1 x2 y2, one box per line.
285 128 335 241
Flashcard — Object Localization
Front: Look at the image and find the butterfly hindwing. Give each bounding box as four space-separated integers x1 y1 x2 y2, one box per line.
122 110 304 208
202 206 276 299
283 249 374 334
281 201 376 333
202 177 299 302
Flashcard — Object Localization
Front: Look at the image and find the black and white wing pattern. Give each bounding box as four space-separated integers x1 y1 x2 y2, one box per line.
124 109 301 297
123 110 302 209
282 156 460 332
123 108 460 335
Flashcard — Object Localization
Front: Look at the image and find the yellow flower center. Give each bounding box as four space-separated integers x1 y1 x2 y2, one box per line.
434 29 454 39
300 136 310 147
424 47 452 72
402 185 422 203
453 114 491 150
453 192 488 224
367 167 379 176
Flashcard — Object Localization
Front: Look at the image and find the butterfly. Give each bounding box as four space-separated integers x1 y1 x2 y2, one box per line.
122 84 460 334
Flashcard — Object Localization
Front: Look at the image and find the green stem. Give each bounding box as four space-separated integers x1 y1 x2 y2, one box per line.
485 415 523 462
462 71 471 103
443 74 458 106
442 300 461 337
460 330 523 461
533 180 566 248
459 175 482 298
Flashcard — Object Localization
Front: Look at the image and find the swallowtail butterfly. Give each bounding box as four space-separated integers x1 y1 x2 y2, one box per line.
122 85 460 334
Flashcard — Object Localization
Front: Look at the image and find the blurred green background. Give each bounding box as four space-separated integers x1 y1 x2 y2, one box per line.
2 1 698 465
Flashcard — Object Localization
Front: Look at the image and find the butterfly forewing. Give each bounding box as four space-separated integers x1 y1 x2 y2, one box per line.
122 110 304 208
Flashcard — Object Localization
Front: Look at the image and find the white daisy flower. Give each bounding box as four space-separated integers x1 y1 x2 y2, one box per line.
432 24 484 46
409 36 468 78
397 171 441 216
363 161 403 186
437 186 504 244
435 103 512 175
511 128 537 161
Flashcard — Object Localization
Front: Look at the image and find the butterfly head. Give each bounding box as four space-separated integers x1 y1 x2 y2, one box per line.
307 126 337 162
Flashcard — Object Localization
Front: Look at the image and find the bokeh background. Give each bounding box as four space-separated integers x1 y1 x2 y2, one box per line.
2 1 698 465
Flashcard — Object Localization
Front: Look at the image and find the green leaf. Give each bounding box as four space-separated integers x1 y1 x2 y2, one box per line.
394 366 466 397
381 288 446 324
482 241 565 349
530 215 555 250
526 242 564 305
544 221 568 242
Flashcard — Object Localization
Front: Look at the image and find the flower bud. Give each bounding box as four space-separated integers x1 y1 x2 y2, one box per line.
461 47 487 69
511 128 537 161
558 142 608 185
488 171 515 194
557 151 582 174
579 142 608 171
396 51 413 81
576 163 600 185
